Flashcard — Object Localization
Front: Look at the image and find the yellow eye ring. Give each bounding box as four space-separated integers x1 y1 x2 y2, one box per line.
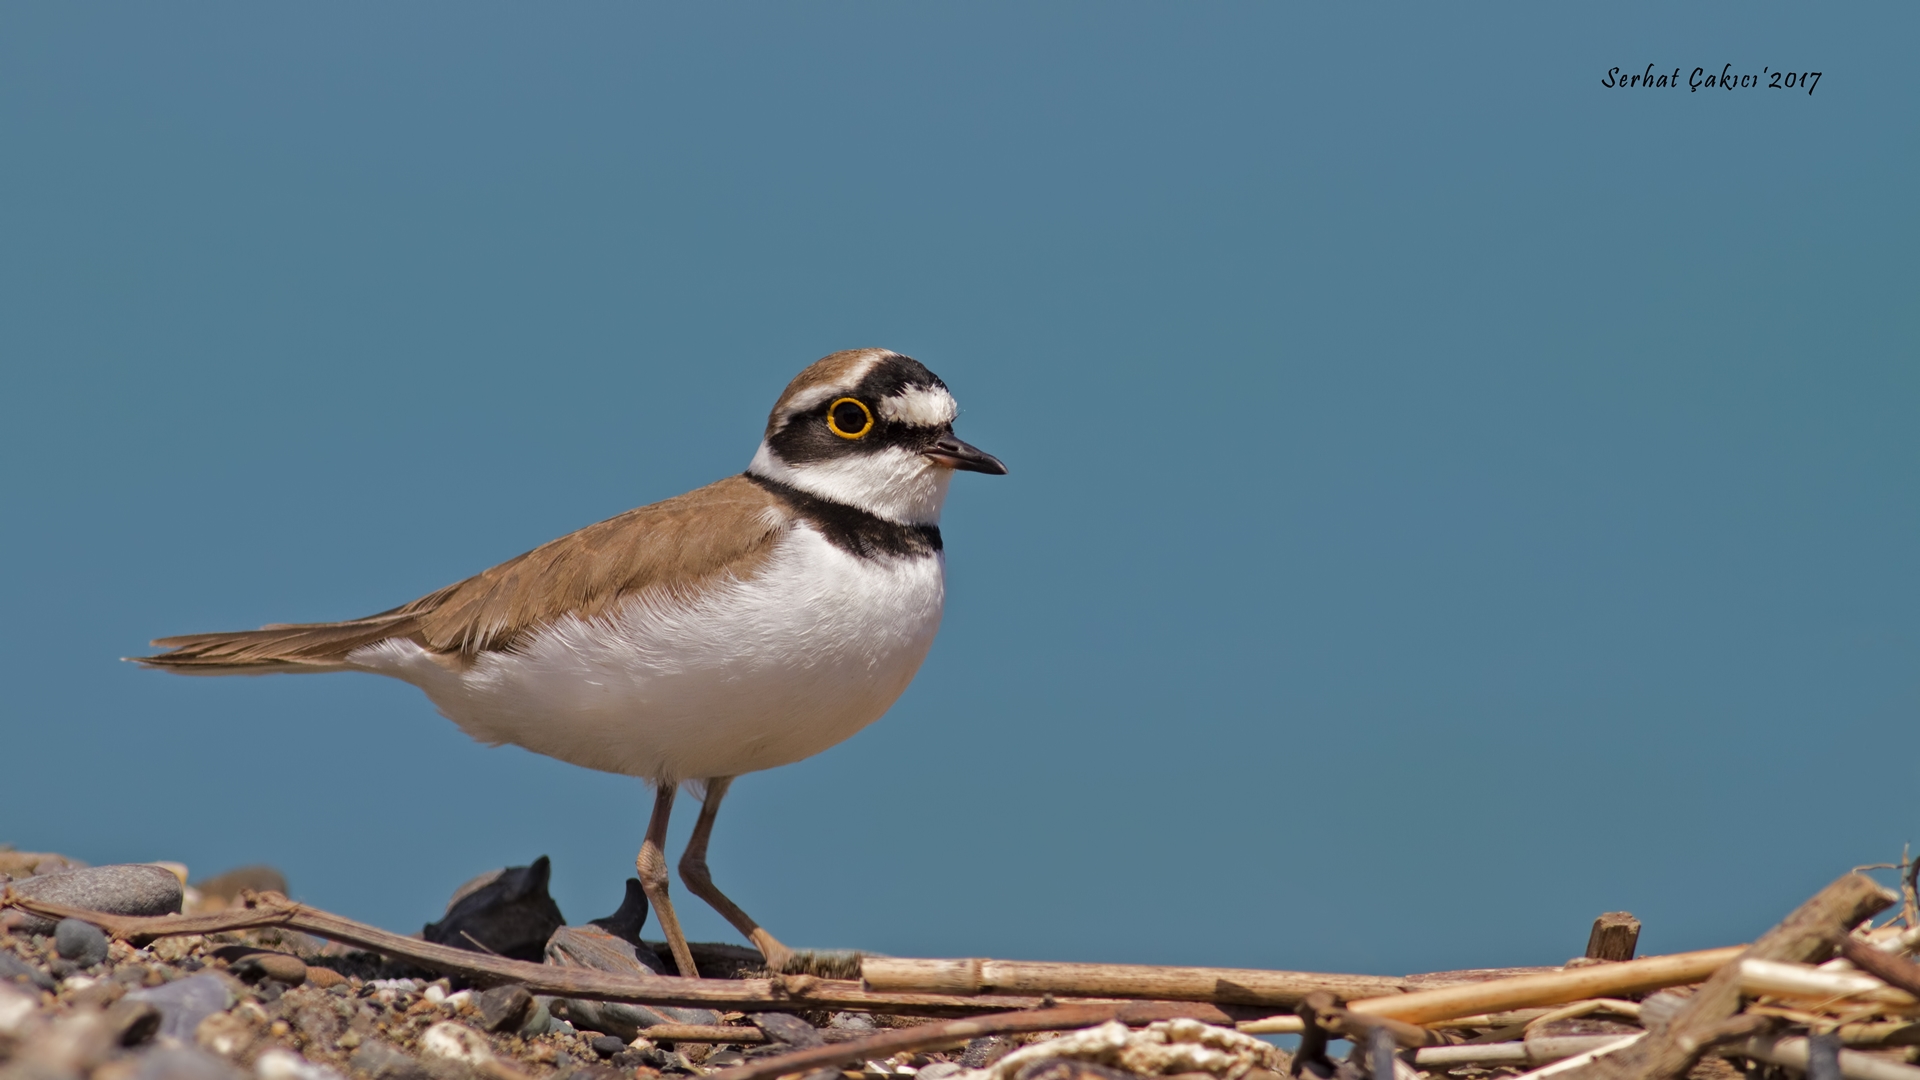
826 397 875 439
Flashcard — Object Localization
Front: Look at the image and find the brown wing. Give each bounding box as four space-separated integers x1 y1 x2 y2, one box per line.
135 474 790 672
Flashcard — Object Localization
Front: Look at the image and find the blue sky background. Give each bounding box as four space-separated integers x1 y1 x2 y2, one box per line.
3 4 1914 978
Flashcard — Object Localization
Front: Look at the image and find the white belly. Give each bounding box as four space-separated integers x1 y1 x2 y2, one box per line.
349 527 945 783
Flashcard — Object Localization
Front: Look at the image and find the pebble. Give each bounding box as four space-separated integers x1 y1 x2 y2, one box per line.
9 864 185 934
422 856 565 962
350 1042 432 1080
225 950 309 986
752 1012 825 1047
0 981 39 1036
0 949 59 991
474 984 533 1033
51 918 110 968
960 1037 1015 1069
126 973 233 1041
419 1021 496 1067
589 1036 626 1058
303 966 347 990
256 1048 347 1080
136 1047 249 1080
917 1065 967 1080
103 996 162 1046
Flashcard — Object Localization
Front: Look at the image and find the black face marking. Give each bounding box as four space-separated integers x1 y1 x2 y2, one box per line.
745 473 943 560
768 353 953 466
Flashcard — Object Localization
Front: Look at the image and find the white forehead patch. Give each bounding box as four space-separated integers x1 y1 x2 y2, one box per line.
878 385 958 427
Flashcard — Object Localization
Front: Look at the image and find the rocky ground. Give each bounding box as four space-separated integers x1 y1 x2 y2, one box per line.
0 850 1063 1080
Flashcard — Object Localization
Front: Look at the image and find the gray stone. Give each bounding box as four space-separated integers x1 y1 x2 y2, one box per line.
350 1042 432 1080
423 857 564 963
9 865 184 935
135 1048 248 1080
589 1036 626 1058
126 974 232 1042
55 918 111 967
0 949 58 991
751 1013 823 1048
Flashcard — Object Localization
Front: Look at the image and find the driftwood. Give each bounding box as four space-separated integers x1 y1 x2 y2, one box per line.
1584 913 1641 962
1545 871 1897 1080
1340 946 1744 1024
0 889 1231 1022
1729 1034 1920 1080
704 1002 1234 1080
1846 936 1920 998
860 957 1409 1007
1413 1035 1630 1068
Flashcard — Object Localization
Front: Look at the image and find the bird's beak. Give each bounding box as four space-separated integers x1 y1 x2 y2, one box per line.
924 433 1008 475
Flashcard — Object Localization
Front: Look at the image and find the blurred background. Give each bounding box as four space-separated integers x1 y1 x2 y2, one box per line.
2 3 1914 977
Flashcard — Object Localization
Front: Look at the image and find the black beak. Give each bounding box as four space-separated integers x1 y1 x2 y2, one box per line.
924 433 1008 475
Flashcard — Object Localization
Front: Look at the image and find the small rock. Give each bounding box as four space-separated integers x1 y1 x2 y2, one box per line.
8 864 185 935
56 918 113 967
0 850 87 878
196 1011 257 1058
752 1013 824 1048
830 1012 877 1031
126 973 233 1041
0 949 59 991
255 1048 346 1080
589 1036 626 1058
350 1042 432 1080
423 857 565 962
0 981 40 1036
229 952 307 986
303 966 347 990
104 997 162 1046
73 977 129 1009
474 984 533 1033
917 1065 967 1080
138 1048 250 1080
421 1021 491 1058
706 1051 746 1068
961 1036 1015 1069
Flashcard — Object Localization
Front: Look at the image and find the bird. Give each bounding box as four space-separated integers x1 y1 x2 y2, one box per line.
134 348 1007 978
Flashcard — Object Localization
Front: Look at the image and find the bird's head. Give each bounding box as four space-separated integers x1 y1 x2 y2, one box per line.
748 348 1007 525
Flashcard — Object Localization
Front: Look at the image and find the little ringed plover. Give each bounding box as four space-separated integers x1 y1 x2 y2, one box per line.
135 348 1007 978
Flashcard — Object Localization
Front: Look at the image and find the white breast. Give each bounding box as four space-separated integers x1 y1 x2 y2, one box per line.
348 526 946 784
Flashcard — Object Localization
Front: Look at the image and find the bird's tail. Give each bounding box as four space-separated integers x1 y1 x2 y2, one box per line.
131 611 420 675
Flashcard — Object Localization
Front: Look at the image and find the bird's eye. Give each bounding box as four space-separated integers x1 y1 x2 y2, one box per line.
827 397 874 439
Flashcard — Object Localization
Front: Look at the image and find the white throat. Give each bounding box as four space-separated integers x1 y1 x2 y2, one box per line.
748 441 953 526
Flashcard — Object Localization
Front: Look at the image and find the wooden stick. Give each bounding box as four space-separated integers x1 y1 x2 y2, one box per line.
1343 947 1745 1025
1740 958 1920 1008
0 889 1227 1021
1585 913 1641 963
860 957 1409 1007
1546 872 1897 1080
637 1025 769 1044
1414 1036 1631 1068
1845 936 1920 998
1728 1034 1920 1080
704 1002 1233 1080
